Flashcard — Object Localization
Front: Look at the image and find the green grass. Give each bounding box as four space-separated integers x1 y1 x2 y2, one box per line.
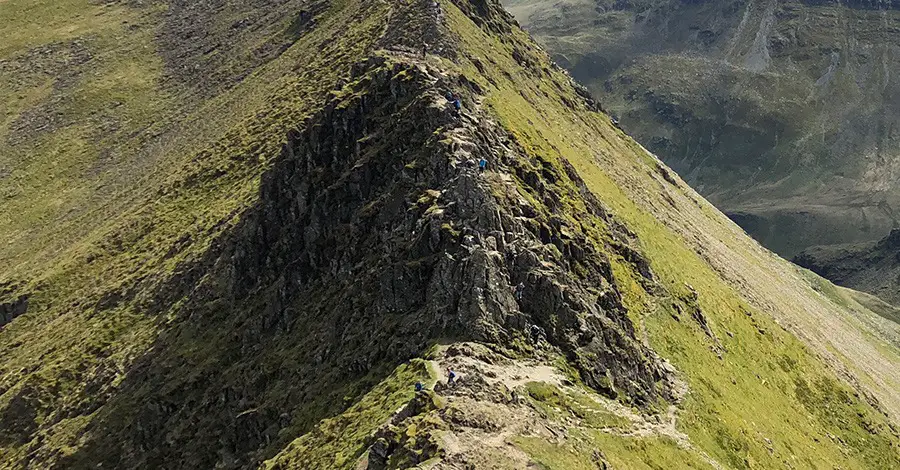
525 381 631 430
0 0 133 56
1 0 898 468
263 359 436 469
0 0 395 464
587 431 716 470
0 0 167 275
513 436 598 470
515 431 715 470
443 3 900 468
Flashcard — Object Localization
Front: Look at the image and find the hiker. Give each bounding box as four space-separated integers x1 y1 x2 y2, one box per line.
415 382 424 392
514 282 525 300
530 324 545 342
422 42 428 59
478 157 487 172
447 369 457 386
452 94 462 116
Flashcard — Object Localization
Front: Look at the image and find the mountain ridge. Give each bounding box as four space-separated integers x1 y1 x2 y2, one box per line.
1 0 899 468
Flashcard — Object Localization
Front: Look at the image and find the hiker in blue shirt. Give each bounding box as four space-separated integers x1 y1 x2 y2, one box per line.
478 157 487 172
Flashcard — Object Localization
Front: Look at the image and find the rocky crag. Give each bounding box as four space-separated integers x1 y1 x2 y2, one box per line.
1 1 899 469
795 229 900 312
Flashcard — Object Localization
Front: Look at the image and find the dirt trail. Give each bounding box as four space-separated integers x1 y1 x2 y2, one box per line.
419 343 725 470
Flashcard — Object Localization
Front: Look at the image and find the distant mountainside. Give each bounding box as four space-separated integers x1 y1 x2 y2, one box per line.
1 1 899 469
506 0 900 258
795 228 900 309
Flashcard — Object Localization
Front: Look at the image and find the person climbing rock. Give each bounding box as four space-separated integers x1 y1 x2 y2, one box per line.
514 282 525 300
451 94 462 117
422 42 428 59
478 157 487 172
447 369 457 386
415 382 424 392
530 324 545 342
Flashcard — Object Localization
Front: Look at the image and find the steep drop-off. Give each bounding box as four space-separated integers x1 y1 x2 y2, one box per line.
506 0 900 258
795 228 900 312
1 1 899 469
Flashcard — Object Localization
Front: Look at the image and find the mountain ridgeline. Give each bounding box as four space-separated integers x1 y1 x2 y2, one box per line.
506 0 900 259
1 1 899 469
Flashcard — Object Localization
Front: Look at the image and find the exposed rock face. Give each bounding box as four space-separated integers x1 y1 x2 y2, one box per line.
800 0 899 9
3 1 899 468
795 228 900 307
0 293 28 328
52 49 670 468
506 0 900 257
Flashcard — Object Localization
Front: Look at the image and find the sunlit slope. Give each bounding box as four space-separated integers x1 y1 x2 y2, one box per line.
268 1 900 468
0 1 898 469
1 0 396 465
439 1 900 464
0 0 349 279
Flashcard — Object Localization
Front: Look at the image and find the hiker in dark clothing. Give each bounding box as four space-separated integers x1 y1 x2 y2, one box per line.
530 324 545 342
514 282 525 300
453 97 462 116
415 382 424 392
422 42 428 59
447 369 457 386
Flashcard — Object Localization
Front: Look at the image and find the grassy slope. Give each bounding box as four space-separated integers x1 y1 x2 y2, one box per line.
266 1 898 468
0 0 394 463
0 0 167 272
440 4 899 468
264 360 437 469
1 0 898 468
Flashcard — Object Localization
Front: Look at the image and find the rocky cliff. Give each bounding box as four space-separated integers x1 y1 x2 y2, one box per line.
795 229 900 310
506 0 900 258
1 0 899 469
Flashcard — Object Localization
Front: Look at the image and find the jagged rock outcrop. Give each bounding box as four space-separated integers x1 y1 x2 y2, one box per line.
0 285 28 328
52 47 671 468
3 1 899 469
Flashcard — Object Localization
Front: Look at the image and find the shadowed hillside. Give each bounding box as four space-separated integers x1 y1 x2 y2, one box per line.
506 0 900 258
796 228 900 310
1 1 898 468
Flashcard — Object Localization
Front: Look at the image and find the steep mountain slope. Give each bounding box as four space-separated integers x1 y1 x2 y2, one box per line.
795 229 900 310
505 0 900 258
1 1 899 469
